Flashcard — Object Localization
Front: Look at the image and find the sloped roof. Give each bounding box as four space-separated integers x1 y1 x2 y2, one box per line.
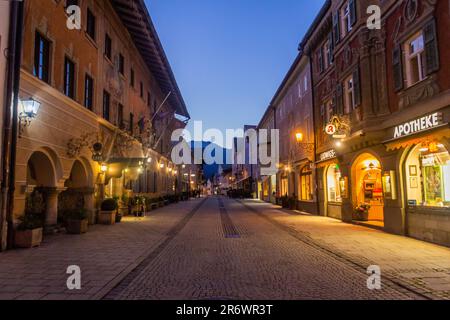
110 0 190 118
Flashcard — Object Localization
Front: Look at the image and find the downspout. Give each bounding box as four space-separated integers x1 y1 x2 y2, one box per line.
6 1 25 248
308 54 321 216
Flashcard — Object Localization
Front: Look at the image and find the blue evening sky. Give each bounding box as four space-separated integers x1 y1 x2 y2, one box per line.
146 0 326 147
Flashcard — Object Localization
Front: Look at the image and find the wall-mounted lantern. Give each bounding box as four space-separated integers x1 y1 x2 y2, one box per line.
92 142 104 163
19 98 41 137
294 131 314 154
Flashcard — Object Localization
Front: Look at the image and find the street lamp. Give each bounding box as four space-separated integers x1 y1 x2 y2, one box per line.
294 131 314 154
19 98 41 137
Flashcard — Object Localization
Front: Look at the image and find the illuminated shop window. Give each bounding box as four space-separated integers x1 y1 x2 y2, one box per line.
405 142 450 207
327 164 342 202
300 165 313 201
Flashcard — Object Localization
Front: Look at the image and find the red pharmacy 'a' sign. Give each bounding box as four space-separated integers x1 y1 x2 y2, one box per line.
325 124 336 135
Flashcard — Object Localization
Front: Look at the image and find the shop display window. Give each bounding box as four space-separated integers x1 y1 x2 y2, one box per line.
327 164 342 202
406 143 450 207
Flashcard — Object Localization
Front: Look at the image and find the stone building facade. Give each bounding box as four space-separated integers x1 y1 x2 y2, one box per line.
254 0 450 247
298 0 450 247
264 54 317 213
1 0 189 247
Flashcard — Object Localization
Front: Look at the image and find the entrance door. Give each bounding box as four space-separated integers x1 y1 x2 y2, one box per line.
352 154 384 226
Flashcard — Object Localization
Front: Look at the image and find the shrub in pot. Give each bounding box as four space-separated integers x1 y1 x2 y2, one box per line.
99 198 118 225
288 195 297 210
65 208 89 234
15 212 44 248
354 203 371 221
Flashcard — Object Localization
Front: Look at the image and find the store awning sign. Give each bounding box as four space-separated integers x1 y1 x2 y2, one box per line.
393 112 443 139
318 149 337 162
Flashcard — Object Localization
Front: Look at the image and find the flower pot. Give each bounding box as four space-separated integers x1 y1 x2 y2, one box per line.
115 214 123 223
15 228 43 248
98 210 116 225
359 211 369 221
66 219 88 234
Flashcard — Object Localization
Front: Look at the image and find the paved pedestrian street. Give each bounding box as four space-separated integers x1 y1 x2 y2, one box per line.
1 197 450 300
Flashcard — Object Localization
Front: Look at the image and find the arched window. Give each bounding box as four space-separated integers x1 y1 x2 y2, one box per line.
299 165 313 201
405 142 450 207
327 164 342 202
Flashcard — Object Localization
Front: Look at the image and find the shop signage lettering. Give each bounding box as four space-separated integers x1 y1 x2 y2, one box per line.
393 113 442 139
319 149 337 162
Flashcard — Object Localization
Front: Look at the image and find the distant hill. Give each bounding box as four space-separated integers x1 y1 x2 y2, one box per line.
190 141 232 180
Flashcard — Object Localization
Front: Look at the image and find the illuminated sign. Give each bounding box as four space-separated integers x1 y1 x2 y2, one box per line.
318 149 337 162
325 124 337 135
393 113 442 139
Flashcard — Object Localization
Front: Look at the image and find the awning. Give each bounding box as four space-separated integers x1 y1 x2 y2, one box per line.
383 124 450 151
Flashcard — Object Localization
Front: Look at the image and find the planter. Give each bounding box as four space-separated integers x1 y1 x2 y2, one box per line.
151 203 158 210
115 213 123 223
15 228 43 248
98 210 116 225
66 219 88 234
354 211 369 221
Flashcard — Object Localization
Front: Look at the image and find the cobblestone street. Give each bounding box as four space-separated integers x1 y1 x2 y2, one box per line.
3 196 450 300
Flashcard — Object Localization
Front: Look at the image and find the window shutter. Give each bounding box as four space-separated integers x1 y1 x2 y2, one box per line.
318 48 324 74
353 67 361 107
336 84 344 115
328 32 334 63
423 18 439 75
349 0 357 26
393 44 403 92
333 11 340 44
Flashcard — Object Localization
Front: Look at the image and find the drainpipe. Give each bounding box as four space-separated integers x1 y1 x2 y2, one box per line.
307 55 321 216
0 0 24 250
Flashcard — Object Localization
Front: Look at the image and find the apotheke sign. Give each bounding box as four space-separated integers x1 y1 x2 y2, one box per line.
393 113 443 139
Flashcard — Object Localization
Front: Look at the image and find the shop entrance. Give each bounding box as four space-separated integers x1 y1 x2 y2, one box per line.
352 153 384 227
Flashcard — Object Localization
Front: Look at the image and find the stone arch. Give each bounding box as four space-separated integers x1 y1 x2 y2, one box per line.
27 151 57 187
350 151 385 224
40 146 64 184
65 160 89 189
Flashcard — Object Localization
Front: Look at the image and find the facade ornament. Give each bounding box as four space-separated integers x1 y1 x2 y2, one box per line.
67 131 103 159
404 0 419 23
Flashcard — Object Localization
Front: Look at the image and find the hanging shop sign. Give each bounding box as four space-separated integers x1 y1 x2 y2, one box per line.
393 112 443 139
325 115 351 139
318 149 337 163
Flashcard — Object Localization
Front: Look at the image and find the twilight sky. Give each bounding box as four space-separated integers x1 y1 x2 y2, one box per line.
146 0 326 147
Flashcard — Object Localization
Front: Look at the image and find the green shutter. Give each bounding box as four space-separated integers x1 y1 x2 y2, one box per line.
353 67 361 107
318 48 324 74
423 18 439 75
333 11 340 44
349 0 357 26
328 32 334 63
393 44 403 92
336 84 343 115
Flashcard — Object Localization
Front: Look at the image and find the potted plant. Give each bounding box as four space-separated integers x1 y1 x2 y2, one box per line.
99 198 118 225
354 203 371 221
281 195 289 208
288 195 297 210
15 212 44 248
65 208 89 234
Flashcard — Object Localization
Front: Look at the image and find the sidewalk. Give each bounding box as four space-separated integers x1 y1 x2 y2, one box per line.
0 199 203 300
242 199 450 300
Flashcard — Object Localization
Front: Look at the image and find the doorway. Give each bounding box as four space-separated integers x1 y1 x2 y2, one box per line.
352 153 384 227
